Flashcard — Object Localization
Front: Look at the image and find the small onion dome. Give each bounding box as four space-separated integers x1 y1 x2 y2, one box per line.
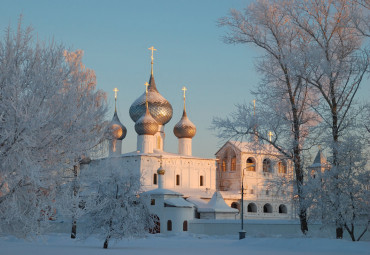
107 111 127 140
157 164 165 175
134 106 159 135
173 110 196 139
129 75 173 125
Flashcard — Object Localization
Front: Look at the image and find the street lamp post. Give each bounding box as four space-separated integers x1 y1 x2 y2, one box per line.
239 163 255 240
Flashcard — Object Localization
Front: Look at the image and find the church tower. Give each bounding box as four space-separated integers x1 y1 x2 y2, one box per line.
134 83 159 153
129 46 173 152
173 87 196 156
107 88 127 157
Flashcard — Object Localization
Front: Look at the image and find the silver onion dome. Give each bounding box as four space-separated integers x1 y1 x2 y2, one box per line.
134 106 159 135
129 75 173 125
173 109 196 139
107 111 127 140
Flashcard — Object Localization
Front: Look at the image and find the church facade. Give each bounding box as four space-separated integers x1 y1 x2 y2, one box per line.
82 48 296 234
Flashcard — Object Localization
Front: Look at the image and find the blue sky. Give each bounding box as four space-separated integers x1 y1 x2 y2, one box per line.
2 0 368 158
2 0 260 158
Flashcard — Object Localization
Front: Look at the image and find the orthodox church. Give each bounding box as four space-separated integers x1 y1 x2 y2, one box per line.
81 47 296 234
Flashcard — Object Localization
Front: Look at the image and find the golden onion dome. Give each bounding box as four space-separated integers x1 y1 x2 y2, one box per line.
107 111 127 140
157 164 165 175
173 109 196 139
134 105 159 135
129 75 173 125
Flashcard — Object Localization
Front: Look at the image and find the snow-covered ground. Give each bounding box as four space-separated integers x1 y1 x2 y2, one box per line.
1 233 369 255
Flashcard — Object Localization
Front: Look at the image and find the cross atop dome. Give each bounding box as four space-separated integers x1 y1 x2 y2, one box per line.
148 46 157 75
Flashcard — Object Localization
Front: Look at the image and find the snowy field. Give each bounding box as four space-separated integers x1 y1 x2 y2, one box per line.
1 233 369 255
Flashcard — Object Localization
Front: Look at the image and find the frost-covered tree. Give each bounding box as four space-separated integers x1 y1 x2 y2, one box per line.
306 135 370 241
0 20 107 238
216 0 319 234
76 159 153 249
286 0 369 238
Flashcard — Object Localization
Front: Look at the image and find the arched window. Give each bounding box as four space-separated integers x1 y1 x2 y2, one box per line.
167 220 172 231
153 173 158 185
246 157 256 171
279 204 287 214
183 220 188 231
247 203 257 213
278 160 287 174
231 157 236 171
263 158 272 173
200 175 204 186
263 203 273 213
231 202 239 211
176 175 180 186
222 160 226 172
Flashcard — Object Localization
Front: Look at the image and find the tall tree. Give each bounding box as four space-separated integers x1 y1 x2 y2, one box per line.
0 20 107 238
286 0 369 238
216 0 318 234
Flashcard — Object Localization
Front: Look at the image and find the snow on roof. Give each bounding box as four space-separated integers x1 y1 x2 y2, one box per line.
309 150 329 169
216 141 282 156
189 191 238 213
143 188 183 196
164 197 194 208
120 150 215 161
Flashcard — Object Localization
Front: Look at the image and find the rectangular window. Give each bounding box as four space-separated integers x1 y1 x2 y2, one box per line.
200 175 204 186
151 199 155 205
231 157 236 171
222 161 226 172
176 174 180 186
153 174 157 185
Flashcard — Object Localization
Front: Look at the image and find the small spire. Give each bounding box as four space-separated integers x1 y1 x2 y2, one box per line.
113 88 119 113
182 86 187 111
268 131 274 142
148 46 157 76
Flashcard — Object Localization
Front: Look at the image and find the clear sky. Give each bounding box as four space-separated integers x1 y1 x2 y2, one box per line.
2 0 368 158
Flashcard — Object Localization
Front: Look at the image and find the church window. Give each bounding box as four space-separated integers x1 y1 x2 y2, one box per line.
279 204 287 214
222 160 226 172
231 157 236 171
200 175 204 186
278 160 287 174
263 158 272 173
176 175 180 186
231 202 239 211
247 203 257 213
151 199 155 205
153 174 157 185
250 189 254 194
266 190 270 196
183 221 188 231
263 203 273 213
167 220 172 231
246 157 256 171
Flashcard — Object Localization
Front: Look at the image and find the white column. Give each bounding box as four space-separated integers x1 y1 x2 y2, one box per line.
137 135 154 153
178 138 192 156
109 139 122 157
158 172 165 189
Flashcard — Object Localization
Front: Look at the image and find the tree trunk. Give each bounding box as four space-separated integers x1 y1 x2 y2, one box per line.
103 237 109 249
71 218 77 239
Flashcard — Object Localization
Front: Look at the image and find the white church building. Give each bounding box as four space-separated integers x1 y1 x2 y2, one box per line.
81 49 296 234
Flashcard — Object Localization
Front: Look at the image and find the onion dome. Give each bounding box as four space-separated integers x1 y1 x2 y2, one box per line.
107 111 127 140
134 103 159 135
157 163 165 175
130 75 173 125
173 109 196 139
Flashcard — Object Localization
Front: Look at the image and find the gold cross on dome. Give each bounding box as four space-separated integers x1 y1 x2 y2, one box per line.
182 86 187 99
268 131 274 142
148 46 157 61
113 88 119 99
144 82 149 93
